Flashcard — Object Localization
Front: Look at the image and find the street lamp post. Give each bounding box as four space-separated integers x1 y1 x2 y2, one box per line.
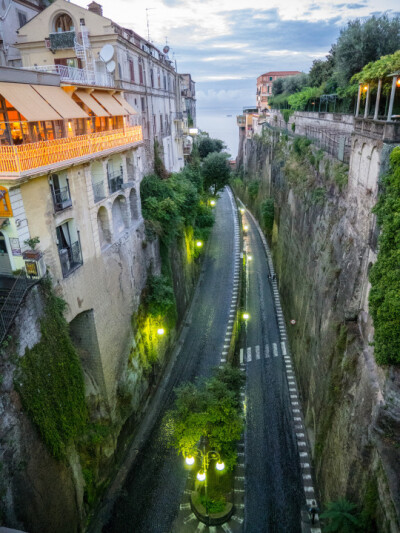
185 445 225 517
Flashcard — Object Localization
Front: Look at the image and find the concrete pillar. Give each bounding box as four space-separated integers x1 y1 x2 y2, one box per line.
355 84 362 116
374 79 382 121
364 84 370 118
387 76 397 122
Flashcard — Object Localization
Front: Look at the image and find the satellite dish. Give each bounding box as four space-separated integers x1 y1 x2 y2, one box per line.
163 45 170 54
106 60 116 73
100 44 114 63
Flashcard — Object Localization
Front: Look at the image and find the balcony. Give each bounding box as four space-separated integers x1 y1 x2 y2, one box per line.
107 167 123 194
49 31 76 50
59 241 83 278
52 183 72 211
23 64 114 88
0 126 143 179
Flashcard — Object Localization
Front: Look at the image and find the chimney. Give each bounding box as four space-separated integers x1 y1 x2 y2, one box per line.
87 1 103 16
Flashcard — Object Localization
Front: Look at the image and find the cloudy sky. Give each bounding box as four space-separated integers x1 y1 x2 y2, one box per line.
76 0 398 111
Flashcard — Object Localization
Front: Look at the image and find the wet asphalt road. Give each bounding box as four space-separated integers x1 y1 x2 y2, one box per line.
103 189 238 533
242 212 303 533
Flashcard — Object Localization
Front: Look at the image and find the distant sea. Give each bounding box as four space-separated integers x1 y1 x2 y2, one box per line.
197 106 240 161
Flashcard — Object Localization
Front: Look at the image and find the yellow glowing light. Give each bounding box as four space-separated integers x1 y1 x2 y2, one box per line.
243 225 249 231
248 255 253 261
197 470 206 482
363 85 368 91
196 241 203 248
210 200 216 206
216 461 225 471
240 208 245 214
397 77 400 87
243 312 250 320
185 456 195 466
68 121 72 131
157 328 165 336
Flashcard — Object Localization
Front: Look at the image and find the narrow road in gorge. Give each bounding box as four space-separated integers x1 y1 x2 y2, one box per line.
241 209 305 533
102 188 240 533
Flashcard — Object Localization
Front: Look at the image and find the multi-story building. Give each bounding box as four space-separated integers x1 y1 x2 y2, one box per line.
256 70 301 111
15 0 188 172
180 73 196 127
0 65 153 407
0 0 44 67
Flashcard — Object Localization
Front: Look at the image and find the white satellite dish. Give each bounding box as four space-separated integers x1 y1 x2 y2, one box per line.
106 60 116 73
100 44 114 63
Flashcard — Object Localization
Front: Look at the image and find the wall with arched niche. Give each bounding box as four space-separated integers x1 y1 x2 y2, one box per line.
111 195 128 236
97 206 111 248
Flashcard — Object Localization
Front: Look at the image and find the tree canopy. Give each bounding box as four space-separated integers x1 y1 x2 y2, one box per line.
198 136 225 159
201 152 231 195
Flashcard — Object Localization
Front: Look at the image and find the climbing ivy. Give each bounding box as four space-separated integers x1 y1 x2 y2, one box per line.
369 146 400 365
15 279 87 459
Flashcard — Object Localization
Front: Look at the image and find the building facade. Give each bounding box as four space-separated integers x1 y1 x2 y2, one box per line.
256 70 301 111
180 73 196 127
0 66 156 409
15 0 189 172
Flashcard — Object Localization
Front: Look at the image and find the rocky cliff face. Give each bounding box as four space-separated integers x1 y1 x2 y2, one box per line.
234 126 400 532
0 233 198 532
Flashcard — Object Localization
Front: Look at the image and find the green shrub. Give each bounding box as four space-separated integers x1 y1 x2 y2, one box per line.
15 280 86 459
248 181 259 200
369 146 400 364
261 198 274 231
145 274 176 318
282 108 293 124
311 187 326 205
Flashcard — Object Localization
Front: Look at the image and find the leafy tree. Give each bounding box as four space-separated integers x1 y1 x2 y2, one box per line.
261 198 274 232
145 274 176 317
320 499 362 532
165 365 244 470
272 77 285 96
198 136 225 159
334 14 400 87
288 86 323 110
201 152 231 195
309 54 335 88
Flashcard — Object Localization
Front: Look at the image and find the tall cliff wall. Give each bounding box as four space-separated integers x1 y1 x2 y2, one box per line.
0 231 198 532
234 125 400 532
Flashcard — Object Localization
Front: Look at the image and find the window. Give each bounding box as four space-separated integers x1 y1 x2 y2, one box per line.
141 97 145 112
139 62 144 84
50 172 72 211
269 76 273 81
54 13 74 32
150 69 154 88
17 11 27 27
128 59 135 82
56 220 82 277
160 115 163 134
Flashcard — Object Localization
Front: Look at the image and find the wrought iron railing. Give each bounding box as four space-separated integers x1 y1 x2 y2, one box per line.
108 168 123 194
92 180 106 202
0 126 143 176
58 241 83 278
52 184 72 211
49 31 76 50
23 64 114 87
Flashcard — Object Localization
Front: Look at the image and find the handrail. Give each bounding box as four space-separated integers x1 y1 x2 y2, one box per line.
0 126 143 175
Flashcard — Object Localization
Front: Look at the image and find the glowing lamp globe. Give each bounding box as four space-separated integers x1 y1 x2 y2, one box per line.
243 312 250 320
240 208 245 214
157 328 165 336
197 470 206 482
196 241 203 248
185 456 195 466
216 461 225 471
210 200 216 206
248 255 253 261
243 225 249 231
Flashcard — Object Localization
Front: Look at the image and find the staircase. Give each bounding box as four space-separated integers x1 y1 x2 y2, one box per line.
74 24 95 85
0 273 37 344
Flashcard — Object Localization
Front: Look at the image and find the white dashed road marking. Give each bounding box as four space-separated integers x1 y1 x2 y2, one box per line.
247 347 252 362
255 345 260 359
273 343 278 357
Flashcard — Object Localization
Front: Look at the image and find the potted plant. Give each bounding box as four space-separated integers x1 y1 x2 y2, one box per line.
23 236 42 260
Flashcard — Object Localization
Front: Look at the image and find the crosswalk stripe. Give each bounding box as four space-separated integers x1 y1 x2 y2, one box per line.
281 342 287 355
273 343 278 357
222 524 233 533
240 348 243 364
264 344 270 358
195 522 206 532
231 515 244 524
255 345 260 359
180 503 191 510
247 347 251 362
184 513 196 524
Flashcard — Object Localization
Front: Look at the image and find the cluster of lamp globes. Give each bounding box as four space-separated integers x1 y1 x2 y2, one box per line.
185 455 225 481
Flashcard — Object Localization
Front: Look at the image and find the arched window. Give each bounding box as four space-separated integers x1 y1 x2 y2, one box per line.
97 207 111 248
129 188 138 221
112 196 128 235
54 13 74 32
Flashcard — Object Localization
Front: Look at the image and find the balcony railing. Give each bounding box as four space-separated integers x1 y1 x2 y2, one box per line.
59 241 83 277
92 180 106 202
52 184 72 211
107 167 123 194
23 64 114 88
0 126 143 177
49 31 76 50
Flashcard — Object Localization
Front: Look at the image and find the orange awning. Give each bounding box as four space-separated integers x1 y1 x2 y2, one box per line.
113 93 138 115
74 89 110 117
0 82 62 121
32 85 89 119
91 91 127 116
